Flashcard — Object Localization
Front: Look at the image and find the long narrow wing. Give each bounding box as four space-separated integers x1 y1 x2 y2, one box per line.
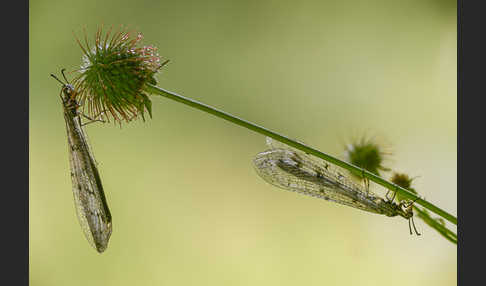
253 147 388 215
65 113 112 253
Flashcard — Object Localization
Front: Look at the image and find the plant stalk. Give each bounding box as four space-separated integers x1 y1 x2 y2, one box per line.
414 206 457 244
144 83 457 226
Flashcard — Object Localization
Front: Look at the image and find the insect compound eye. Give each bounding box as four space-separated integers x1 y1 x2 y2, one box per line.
63 84 75 95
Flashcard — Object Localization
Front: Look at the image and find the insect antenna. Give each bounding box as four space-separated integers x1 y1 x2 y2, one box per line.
405 197 421 236
411 216 421 236
50 73 67 102
408 218 412 235
61 68 70 84
50 73 66 86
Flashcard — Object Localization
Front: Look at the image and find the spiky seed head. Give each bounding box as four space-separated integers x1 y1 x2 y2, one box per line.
344 136 390 179
390 172 418 201
72 26 167 124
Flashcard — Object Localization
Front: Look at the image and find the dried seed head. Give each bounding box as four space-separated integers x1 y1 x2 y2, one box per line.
72 26 168 124
344 136 390 179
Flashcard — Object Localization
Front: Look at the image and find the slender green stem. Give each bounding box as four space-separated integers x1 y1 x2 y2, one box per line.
414 206 457 244
144 83 457 225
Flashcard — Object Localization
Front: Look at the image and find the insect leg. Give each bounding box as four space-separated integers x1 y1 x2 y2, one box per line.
81 110 107 126
360 168 370 195
385 190 396 202
404 196 420 208
81 116 105 126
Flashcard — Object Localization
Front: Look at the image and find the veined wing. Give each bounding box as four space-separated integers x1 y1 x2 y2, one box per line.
253 147 388 215
65 112 112 253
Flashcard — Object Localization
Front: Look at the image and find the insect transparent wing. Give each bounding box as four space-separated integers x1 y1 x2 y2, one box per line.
65 115 112 253
265 137 338 177
253 148 387 214
265 136 309 151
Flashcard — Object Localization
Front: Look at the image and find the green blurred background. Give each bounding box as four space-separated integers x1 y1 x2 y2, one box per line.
30 0 456 285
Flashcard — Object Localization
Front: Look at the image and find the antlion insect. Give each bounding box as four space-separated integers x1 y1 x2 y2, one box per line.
51 69 112 253
253 138 420 235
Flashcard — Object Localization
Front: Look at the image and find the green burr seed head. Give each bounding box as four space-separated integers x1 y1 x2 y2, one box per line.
73 26 167 124
344 136 390 178
390 172 418 202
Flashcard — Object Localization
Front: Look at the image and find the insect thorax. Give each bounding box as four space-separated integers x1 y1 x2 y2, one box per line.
61 84 79 115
